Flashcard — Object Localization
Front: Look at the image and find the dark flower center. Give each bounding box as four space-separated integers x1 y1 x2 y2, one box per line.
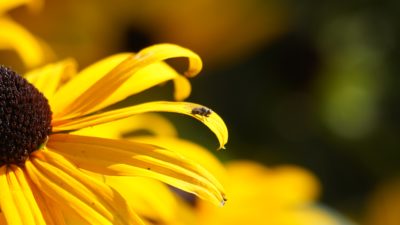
0 66 52 166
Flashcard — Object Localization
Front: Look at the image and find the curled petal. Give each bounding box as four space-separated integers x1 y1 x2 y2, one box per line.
53 44 202 119
172 74 192 101
51 53 132 116
53 101 228 149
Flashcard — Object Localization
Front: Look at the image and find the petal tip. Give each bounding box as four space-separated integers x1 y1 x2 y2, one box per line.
220 195 227 207
218 145 226 151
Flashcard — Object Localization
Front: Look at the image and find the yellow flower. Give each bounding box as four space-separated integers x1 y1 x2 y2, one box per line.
70 97 353 225
12 0 290 68
194 161 351 225
0 0 50 68
55 75 226 224
0 43 228 225
73 114 228 224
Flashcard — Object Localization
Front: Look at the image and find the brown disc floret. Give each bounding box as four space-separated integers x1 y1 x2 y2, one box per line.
0 66 52 166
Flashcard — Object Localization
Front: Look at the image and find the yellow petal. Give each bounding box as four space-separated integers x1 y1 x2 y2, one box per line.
38 151 144 225
73 113 178 139
26 161 111 224
269 166 320 205
10 165 47 225
51 53 132 116
60 204 93 225
25 59 77 102
52 44 202 120
197 161 326 225
281 206 346 225
102 176 179 224
0 166 24 225
48 134 226 206
28 150 143 225
223 162 320 206
0 166 39 225
173 74 192 101
27 182 66 225
131 136 227 184
0 17 46 68
137 44 202 78
53 101 228 149
26 158 112 225
102 61 194 108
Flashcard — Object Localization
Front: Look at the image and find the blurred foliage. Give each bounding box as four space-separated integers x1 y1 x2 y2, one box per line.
2 0 400 224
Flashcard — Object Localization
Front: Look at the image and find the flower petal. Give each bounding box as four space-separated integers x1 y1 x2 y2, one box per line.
53 101 228 149
25 59 77 102
101 60 194 109
48 134 226 206
269 166 320 204
101 176 180 224
28 150 143 225
52 44 202 120
131 136 227 184
27 162 93 225
172 74 192 101
51 53 132 116
11 166 48 225
25 159 112 225
72 113 178 139
0 17 47 68
27 182 66 225
0 166 24 225
39 151 144 225
0 165 44 225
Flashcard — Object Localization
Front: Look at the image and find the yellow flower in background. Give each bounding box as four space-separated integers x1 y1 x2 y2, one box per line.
194 161 353 225
0 0 51 69
0 44 228 224
13 0 290 68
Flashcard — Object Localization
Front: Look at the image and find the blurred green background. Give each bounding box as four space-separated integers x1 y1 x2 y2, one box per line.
6 0 400 223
